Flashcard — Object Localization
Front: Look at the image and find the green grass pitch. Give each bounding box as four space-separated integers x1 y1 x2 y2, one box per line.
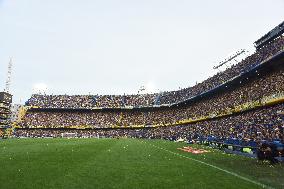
0 138 283 189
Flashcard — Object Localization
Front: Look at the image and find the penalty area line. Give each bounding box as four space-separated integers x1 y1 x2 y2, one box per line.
145 142 273 189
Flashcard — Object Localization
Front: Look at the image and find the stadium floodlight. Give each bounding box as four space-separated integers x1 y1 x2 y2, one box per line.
213 49 246 70
4 58 13 93
254 20 284 50
145 82 156 93
138 82 157 94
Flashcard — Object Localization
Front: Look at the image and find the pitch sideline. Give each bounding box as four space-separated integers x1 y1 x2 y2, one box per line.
144 141 273 189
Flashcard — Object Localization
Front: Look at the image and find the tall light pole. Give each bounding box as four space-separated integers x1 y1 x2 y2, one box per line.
5 58 13 93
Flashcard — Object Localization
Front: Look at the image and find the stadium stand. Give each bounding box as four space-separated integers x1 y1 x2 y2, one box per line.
14 32 284 158
0 92 12 138
25 35 284 109
19 63 284 128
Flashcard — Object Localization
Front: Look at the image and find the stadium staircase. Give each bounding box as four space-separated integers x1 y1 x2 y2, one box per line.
154 93 161 105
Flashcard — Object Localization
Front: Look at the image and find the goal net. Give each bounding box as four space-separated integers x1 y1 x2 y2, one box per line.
61 132 77 138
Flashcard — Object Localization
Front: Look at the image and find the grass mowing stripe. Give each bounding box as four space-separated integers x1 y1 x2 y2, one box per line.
146 141 273 189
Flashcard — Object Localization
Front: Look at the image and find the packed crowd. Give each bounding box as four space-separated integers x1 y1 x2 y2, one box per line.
25 95 95 109
25 36 284 109
20 67 284 128
26 93 158 109
16 35 284 148
0 129 4 137
14 103 284 146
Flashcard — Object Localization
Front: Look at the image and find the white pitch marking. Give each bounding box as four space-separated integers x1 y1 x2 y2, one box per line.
146 142 273 189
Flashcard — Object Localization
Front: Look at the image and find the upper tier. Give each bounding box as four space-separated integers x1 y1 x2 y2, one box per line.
25 36 284 109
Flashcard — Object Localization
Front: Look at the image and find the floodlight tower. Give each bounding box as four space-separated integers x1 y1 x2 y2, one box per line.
5 58 13 93
0 58 13 137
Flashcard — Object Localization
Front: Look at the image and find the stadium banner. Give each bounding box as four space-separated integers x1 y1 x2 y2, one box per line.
177 146 210 154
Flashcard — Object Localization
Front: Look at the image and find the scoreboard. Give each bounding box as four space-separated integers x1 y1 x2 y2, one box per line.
0 92 12 104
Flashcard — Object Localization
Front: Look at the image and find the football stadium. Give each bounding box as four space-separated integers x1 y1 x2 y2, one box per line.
1 1 284 189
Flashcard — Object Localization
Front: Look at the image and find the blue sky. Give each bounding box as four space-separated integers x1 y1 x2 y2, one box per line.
0 0 283 104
